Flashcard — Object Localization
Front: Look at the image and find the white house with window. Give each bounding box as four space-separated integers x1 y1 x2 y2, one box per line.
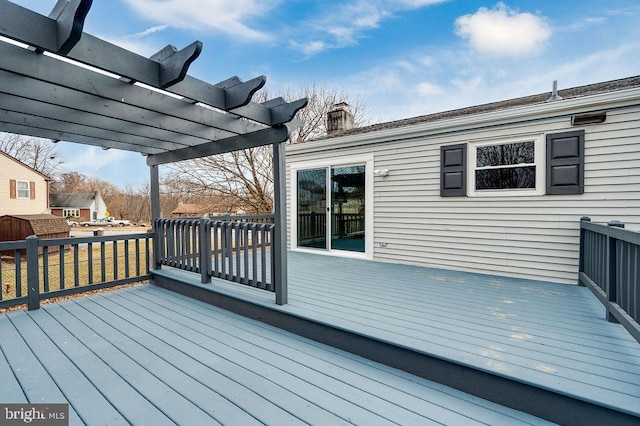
49 191 108 222
0 150 50 215
286 76 640 284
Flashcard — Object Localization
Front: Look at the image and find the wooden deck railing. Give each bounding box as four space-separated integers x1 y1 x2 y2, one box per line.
155 215 276 292
579 217 640 342
0 233 152 310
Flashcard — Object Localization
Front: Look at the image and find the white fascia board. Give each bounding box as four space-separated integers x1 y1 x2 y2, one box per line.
287 87 640 155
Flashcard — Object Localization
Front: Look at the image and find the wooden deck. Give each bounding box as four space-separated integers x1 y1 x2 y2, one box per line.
152 251 640 426
0 285 554 425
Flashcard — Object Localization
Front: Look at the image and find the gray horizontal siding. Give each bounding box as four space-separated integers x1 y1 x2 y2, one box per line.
287 104 640 283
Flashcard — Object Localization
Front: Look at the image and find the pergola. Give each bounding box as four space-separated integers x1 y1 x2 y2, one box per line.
0 0 307 303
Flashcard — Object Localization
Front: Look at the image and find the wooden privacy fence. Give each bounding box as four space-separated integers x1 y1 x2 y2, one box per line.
0 233 152 311
579 217 640 342
155 215 276 292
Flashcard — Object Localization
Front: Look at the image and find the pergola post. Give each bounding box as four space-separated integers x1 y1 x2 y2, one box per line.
272 141 288 305
150 164 162 270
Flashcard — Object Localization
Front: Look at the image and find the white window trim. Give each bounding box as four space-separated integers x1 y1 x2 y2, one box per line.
289 154 374 260
16 180 30 199
467 135 545 197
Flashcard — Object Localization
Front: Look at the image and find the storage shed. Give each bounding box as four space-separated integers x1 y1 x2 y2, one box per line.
0 214 70 256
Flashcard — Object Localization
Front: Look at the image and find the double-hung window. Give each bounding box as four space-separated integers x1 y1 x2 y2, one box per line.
16 180 30 199
469 137 544 196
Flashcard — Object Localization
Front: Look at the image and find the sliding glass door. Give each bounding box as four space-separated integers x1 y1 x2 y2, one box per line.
330 166 365 252
296 168 327 249
296 164 366 253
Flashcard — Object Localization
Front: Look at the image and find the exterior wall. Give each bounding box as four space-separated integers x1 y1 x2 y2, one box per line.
0 155 48 215
286 91 640 284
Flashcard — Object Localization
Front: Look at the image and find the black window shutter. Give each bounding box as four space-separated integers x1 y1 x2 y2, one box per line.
546 130 585 195
440 143 466 197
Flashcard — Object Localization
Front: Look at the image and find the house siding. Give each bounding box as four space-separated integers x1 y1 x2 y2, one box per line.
286 94 640 284
0 154 48 216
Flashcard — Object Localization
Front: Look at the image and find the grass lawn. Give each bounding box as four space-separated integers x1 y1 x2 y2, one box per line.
1 240 152 305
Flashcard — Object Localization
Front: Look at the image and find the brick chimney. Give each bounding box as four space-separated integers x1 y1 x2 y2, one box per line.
326 102 354 136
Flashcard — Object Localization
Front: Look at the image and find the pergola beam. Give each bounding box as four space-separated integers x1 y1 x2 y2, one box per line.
0 93 209 149
0 109 185 152
48 0 92 55
0 42 264 137
147 126 290 166
149 42 203 89
0 0 91 54
0 0 305 126
0 121 163 155
0 70 236 144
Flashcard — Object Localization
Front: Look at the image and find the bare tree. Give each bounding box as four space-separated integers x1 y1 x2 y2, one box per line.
163 85 368 214
277 85 368 143
0 133 65 177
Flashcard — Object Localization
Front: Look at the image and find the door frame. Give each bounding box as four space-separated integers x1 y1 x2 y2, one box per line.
290 154 374 259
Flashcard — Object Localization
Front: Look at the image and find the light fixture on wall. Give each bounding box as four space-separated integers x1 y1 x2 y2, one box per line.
373 169 389 177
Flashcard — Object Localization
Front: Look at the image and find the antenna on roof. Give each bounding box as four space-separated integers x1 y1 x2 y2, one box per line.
546 80 563 102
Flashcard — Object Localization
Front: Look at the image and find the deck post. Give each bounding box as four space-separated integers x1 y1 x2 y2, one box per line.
272 140 288 305
150 164 162 270
199 218 211 284
578 217 591 286
26 235 40 311
607 220 624 322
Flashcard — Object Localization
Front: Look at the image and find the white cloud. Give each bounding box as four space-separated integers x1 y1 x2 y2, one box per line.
121 0 280 41
416 82 444 96
289 40 327 56
454 2 551 57
129 25 169 39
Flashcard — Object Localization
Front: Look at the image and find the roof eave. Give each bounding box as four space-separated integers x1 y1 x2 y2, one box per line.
288 86 640 155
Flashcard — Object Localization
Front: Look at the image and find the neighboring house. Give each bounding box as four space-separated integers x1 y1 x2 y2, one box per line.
286 76 640 284
50 191 108 222
171 203 208 218
0 150 51 216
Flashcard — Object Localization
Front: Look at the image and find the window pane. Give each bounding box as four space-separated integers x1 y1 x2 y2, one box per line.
475 166 536 190
17 181 29 198
476 141 535 167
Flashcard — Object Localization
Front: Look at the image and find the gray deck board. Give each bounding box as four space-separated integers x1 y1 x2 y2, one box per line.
155 251 640 420
0 284 555 425
136 285 554 426
281 252 640 416
37 304 216 426
3 311 124 425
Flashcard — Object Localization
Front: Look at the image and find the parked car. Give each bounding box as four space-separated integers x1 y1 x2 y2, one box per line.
67 219 79 227
80 217 131 227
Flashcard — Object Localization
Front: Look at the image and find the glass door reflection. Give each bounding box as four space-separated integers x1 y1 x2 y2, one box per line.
296 168 327 249
331 166 365 253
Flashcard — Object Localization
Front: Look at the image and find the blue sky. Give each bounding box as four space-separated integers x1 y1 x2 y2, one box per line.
7 0 640 187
